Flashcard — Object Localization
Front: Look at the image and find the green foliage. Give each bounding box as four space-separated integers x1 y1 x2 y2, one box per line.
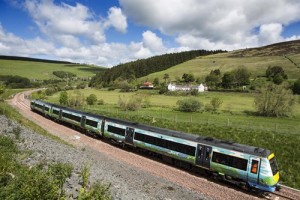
97 99 105 105
45 87 57 96
81 164 90 189
53 71 76 79
118 94 145 111
90 50 223 86
254 84 295 117
153 77 160 86
48 163 73 198
222 72 235 88
210 97 223 111
182 73 195 83
0 83 5 101
292 78 300 94
59 91 69 105
69 90 85 107
266 66 288 84
205 69 221 88
77 82 86 89
78 181 111 200
31 90 46 100
233 67 250 86
163 73 169 83
176 98 202 112
12 126 21 140
0 75 31 89
86 94 98 105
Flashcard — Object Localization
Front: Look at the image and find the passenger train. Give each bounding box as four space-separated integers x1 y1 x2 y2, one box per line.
30 99 280 193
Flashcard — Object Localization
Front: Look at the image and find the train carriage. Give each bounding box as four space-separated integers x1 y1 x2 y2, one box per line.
30 99 280 193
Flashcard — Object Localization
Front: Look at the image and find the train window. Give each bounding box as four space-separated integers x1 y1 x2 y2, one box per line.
53 109 59 115
107 125 125 136
62 112 81 122
198 146 202 159
44 107 50 112
251 160 259 174
134 132 196 156
86 119 98 127
205 148 210 160
212 152 248 171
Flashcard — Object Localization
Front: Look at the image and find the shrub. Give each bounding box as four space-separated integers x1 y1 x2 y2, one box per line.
210 97 223 111
86 94 97 105
176 98 202 112
97 99 104 105
45 87 57 96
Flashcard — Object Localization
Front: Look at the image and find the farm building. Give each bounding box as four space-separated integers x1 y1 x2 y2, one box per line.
167 83 207 92
140 81 154 89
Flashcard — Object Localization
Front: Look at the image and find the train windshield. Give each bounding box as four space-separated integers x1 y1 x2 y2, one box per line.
269 157 279 175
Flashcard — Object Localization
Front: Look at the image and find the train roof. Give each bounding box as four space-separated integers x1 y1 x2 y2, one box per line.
32 99 271 157
105 117 270 157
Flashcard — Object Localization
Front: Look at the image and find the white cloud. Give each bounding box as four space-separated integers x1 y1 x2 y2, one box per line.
142 31 166 52
120 0 300 49
105 7 128 33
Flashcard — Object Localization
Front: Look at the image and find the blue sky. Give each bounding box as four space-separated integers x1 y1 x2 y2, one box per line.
0 0 300 67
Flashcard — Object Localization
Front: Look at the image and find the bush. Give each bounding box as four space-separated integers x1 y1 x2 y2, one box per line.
97 99 104 105
86 94 97 105
176 98 202 112
210 97 223 111
45 87 57 96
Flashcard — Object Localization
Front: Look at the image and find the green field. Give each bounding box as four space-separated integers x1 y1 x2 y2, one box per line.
46 88 300 134
0 59 104 80
140 53 300 82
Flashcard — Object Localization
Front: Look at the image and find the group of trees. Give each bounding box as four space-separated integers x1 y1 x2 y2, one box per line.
0 75 33 88
205 68 250 89
59 91 103 107
90 49 225 87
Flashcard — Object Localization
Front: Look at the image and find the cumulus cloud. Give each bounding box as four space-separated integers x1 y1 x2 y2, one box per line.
105 7 128 33
142 31 166 52
120 0 300 49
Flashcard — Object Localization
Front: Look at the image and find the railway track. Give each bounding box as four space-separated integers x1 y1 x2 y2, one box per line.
7 90 300 200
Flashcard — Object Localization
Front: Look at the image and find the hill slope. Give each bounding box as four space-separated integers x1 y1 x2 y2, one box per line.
140 40 300 82
0 56 106 80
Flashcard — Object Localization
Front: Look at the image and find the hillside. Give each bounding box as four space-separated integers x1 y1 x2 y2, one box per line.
0 56 106 80
140 40 300 82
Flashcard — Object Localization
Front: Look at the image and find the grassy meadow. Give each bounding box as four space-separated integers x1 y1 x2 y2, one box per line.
46 88 300 135
0 59 104 80
139 53 300 82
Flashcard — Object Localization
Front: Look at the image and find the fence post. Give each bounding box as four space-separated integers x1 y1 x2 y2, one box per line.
227 118 230 126
190 115 192 123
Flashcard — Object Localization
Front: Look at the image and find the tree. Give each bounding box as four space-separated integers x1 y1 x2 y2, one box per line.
86 94 98 105
210 97 223 111
59 91 68 105
233 67 250 86
221 72 235 88
182 73 195 83
292 78 300 94
163 73 169 83
205 69 221 88
176 98 202 112
266 66 288 84
153 77 160 86
254 84 295 117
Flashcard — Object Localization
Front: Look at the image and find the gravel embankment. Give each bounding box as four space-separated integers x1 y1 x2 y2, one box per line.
0 115 209 200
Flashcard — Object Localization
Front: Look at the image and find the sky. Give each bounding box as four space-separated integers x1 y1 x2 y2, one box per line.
0 0 300 67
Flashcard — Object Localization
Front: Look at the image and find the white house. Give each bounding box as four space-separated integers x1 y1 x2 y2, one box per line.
167 83 207 92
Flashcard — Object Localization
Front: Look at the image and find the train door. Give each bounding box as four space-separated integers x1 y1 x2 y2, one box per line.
125 127 134 145
247 157 260 184
81 116 86 127
196 144 212 169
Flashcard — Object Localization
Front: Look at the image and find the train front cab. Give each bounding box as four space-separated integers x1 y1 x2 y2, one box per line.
248 153 279 192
